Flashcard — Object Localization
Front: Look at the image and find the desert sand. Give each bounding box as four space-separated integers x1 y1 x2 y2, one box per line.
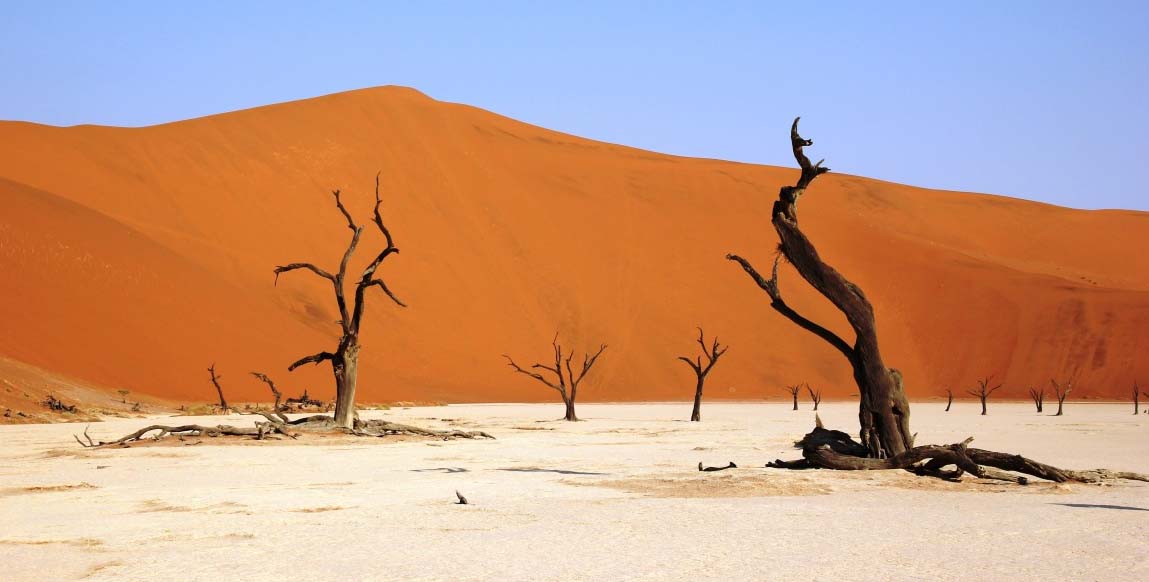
1 402 1146 581
1 86 1147 412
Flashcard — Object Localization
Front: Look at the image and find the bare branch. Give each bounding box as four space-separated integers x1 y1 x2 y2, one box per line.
287 352 335 371
273 263 335 285
332 189 357 231
503 354 564 394
363 278 407 307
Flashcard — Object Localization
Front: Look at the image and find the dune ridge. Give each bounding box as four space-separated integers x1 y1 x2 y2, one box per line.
1 86 1146 405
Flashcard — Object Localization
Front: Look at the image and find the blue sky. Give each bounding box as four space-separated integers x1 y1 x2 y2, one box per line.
1 1 1146 209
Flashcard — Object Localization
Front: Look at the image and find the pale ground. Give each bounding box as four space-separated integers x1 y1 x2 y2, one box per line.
1 402 1146 581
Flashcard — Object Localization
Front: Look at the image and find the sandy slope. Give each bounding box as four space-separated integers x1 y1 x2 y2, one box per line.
0 86 1147 405
0 402 1146 581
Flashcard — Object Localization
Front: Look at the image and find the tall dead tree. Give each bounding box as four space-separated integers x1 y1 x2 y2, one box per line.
504 335 607 421
944 388 953 412
728 118 911 458
208 364 229 413
274 175 405 429
784 384 802 411
727 118 1149 484
678 327 729 422
1027 385 1045 413
1051 379 1072 416
967 377 1001 416
806 384 822 411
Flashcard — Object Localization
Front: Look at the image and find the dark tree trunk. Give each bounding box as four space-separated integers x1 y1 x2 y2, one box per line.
980 397 987 416
1135 382 1141 415
1051 380 1072 417
967 377 1000 417
563 395 578 422
333 344 360 427
729 119 910 458
945 389 953 412
691 378 704 422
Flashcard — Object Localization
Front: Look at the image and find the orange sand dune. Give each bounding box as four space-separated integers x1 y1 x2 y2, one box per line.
1 86 1146 405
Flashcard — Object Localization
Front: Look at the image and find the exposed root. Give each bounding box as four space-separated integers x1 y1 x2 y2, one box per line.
766 425 1149 485
74 416 494 448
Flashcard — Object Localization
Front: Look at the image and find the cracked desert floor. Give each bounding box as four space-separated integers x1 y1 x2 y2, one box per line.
1 402 1146 581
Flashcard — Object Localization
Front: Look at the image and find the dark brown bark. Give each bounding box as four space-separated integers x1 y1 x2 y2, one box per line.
785 385 801 411
768 424 1149 484
728 118 910 458
944 388 953 412
1028 385 1045 413
1135 381 1142 415
806 384 822 411
1050 379 1072 416
678 327 728 422
504 334 607 422
698 461 737 472
967 377 1001 415
275 174 405 429
207 364 229 412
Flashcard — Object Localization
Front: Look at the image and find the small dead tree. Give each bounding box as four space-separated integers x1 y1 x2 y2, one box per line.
275 175 405 429
784 384 802 411
806 383 822 411
1134 381 1142 415
944 388 953 412
1027 385 1045 413
208 364 229 413
251 372 288 422
117 389 130 404
1051 379 1072 416
504 334 607 421
967 377 1001 416
678 327 729 422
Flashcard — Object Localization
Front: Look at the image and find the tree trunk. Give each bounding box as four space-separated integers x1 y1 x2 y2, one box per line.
945 392 952 412
980 397 987 415
332 343 360 429
563 395 578 422
691 378 703 422
1055 398 1065 416
791 393 798 411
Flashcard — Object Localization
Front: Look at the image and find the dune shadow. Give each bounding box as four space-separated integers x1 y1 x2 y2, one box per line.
1052 503 1148 512
499 467 607 476
411 467 469 473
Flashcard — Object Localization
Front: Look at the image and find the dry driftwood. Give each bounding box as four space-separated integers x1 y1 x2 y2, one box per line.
766 424 1149 484
74 415 493 449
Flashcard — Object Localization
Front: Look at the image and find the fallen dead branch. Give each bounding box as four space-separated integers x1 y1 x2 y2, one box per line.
73 415 493 449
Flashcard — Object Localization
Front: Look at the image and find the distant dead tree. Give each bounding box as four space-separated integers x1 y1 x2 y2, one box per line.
967 377 1001 416
806 384 822 411
678 327 729 421
1135 381 1143 415
117 389 130 404
784 384 802 411
251 372 288 422
208 364 229 412
274 175 405 429
1027 385 1045 413
726 117 1148 484
504 334 607 421
1051 379 1072 416
944 388 953 412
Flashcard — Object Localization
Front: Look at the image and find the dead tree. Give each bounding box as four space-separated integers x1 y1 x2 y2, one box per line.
967 377 1001 416
944 388 953 412
251 372 288 422
1051 379 1072 416
806 384 822 411
504 334 607 421
678 327 728 421
1027 385 1045 413
274 175 405 429
1135 381 1142 415
784 384 802 411
728 118 911 458
726 119 1147 484
208 364 229 412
